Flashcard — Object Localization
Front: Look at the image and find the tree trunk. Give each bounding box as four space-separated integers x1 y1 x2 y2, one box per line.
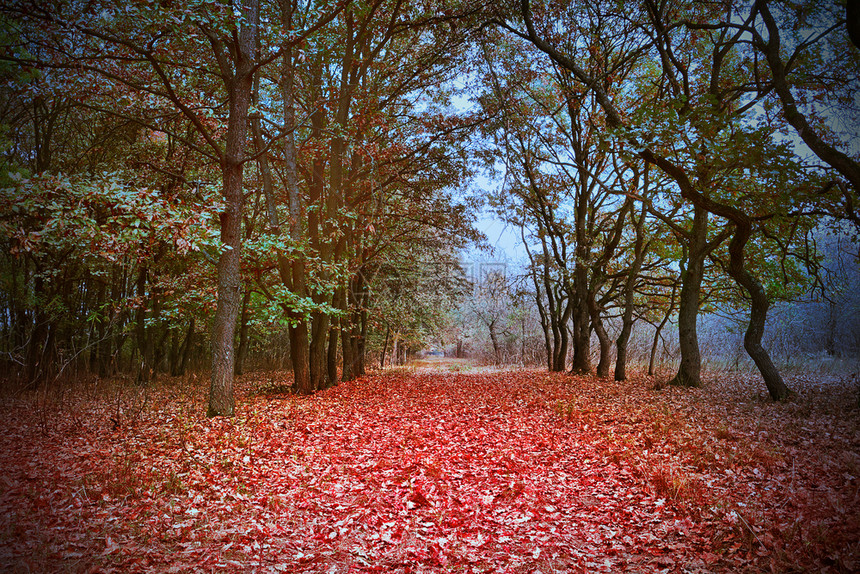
725 218 791 400
234 287 252 376
380 324 390 369
208 0 258 417
341 288 355 382
283 45 313 392
570 291 591 374
208 155 245 415
135 267 153 385
327 322 339 384
309 311 329 390
670 206 708 387
535 288 552 370
615 310 634 380
590 300 611 378
554 296 572 372
341 327 354 381
172 318 194 377
615 200 648 381
489 319 502 364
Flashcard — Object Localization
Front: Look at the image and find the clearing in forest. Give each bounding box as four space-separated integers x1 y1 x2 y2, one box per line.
0 370 857 573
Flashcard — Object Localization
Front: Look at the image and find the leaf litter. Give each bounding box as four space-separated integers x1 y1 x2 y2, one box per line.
0 369 857 573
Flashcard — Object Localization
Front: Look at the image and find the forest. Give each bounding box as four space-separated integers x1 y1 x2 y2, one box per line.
1 0 859 572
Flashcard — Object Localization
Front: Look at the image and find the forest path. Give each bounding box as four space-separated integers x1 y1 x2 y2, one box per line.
403 356 478 371
0 370 856 572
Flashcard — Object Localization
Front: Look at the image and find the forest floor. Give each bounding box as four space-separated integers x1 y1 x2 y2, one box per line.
0 367 858 573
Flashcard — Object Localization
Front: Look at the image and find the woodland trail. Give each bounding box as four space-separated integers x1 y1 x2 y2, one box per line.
0 370 858 573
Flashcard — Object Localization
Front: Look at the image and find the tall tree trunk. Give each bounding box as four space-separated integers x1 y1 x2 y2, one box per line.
670 205 708 387
590 298 611 378
554 297 572 372
616 198 648 381
283 43 313 393
725 218 791 400
284 86 312 394
489 319 502 364
339 284 354 381
208 0 258 417
535 288 552 370
341 326 354 381
309 311 330 390
209 158 245 415
327 321 339 384
570 291 591 374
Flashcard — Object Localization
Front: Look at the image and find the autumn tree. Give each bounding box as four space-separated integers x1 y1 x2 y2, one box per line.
490 0 841 399
243 0 482 391
0 0 348 412
478 19 669 377
751 0 860 225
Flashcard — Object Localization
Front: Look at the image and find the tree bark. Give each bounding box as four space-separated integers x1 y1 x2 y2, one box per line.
207 0 258 417
725 216 791 400
616 200 648 381
327 321 339 384
489 319 502 363
670 206 708 387
589 296 612 378
570 290 591 374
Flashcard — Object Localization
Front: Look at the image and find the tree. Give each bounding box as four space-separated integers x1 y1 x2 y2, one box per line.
0 173 221 386
752 0 860 224
491 0 841 399
247 0 481 389
479 15 662 377
0 0 348 412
